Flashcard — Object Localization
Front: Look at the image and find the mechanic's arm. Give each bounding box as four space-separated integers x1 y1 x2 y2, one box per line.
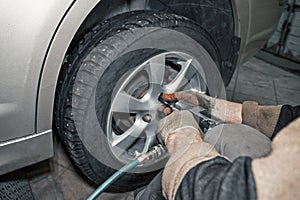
242 102 300 139
162 92 300 139
160 111 300 200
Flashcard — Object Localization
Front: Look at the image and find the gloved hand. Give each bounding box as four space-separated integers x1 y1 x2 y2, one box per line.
161 90 243 124
157 110 220 200
158 110 203 154
162 91 215 110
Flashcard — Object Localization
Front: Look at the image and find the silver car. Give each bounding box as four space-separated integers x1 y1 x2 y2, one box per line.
0 0 282 194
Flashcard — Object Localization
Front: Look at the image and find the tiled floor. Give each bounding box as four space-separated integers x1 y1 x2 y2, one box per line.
28 138 134 200
226 57 300 106
27 57 300 200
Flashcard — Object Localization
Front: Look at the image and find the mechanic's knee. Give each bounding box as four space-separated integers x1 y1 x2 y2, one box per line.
134 171 164 200
204 124 272 161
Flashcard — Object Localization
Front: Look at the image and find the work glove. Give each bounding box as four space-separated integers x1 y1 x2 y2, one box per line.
162 91 215 109
158 110 203 154
161 90 243 124
159 90 216 117
157 110 220 200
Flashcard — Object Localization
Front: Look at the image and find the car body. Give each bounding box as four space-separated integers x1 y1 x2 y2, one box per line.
0 0 281 176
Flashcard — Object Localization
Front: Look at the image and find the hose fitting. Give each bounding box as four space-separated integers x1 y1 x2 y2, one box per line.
87 144 167 200
137 144 167 164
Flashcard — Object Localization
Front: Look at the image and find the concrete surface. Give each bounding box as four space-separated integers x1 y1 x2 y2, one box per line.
27 57 300 200
226 57 300 106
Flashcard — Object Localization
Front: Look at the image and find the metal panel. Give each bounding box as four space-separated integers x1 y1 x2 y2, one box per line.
0 130 53 175
265 0 300 63
0 0 73 142
283 4 300 61
235 0 281 63
36 0 101 133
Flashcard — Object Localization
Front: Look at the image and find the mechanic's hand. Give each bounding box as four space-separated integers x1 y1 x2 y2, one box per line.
158 110 203 154
163 91 215 109
158 90 215 117
158 111 221 200
160 91 243 124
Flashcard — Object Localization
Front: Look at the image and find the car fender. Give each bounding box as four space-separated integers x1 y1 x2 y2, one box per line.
234 0 281 63
0 0 73 141
36 0 102 133
0 0 75 174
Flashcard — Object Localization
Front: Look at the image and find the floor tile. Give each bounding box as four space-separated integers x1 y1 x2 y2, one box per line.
226 77 236 91
53 168 94 200
30 175 64 200
233 92 277 105
274 75 300 91
242 58 284 76
234 79 276 102
225 90 234 101
52 136 72 169
276 87 300 106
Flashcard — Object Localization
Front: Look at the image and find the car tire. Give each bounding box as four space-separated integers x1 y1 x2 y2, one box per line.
54 11 221 192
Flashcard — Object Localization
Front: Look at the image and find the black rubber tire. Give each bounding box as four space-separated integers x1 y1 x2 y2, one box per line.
54 11 220 192
0 180 33 200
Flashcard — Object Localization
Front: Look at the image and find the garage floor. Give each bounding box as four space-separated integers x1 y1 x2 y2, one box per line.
28 57 300 200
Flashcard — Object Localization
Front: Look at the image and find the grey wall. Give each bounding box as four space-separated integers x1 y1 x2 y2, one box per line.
265 0 300 63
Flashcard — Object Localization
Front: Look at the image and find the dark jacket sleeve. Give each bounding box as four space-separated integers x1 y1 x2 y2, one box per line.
272 105 300 139
175 157 256 200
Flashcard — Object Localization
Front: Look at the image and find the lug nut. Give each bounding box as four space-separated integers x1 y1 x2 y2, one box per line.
143 114 152 123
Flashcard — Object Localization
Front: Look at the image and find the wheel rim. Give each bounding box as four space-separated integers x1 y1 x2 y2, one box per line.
107 51 207 163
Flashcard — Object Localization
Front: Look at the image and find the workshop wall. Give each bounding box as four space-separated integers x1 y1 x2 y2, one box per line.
264 0 300 63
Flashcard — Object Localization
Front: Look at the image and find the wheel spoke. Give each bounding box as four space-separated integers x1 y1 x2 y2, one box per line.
163 59 196 92
140 132 156 155
148 54 166 85
111 91 148 113
111 118 148 147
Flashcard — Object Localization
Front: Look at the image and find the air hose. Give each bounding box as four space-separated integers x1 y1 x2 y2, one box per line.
87 144 167 200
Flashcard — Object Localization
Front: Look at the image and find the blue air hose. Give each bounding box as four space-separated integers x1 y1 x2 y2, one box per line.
87 159 140 200
87 145 167 200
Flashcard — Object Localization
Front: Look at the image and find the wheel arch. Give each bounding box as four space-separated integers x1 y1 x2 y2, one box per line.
36 0 150 133
36 0 102 133
36 0 240 132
